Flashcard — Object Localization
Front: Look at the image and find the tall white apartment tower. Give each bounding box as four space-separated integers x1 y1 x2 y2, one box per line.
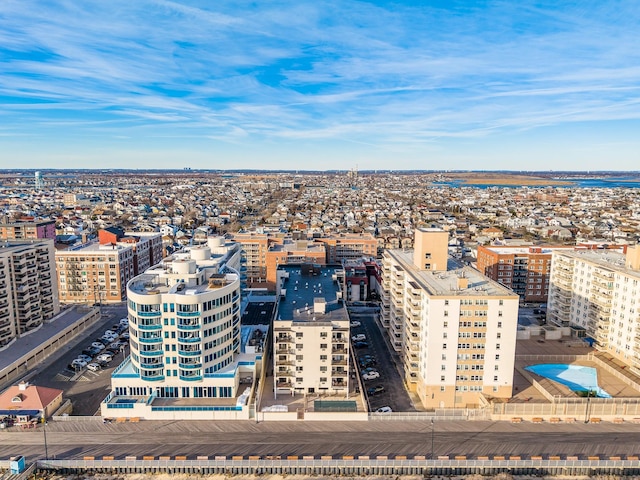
548 245 640 373
381 228 519 409
101 238 262 420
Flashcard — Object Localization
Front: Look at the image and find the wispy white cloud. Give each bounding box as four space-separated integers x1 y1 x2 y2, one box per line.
1 0 639 169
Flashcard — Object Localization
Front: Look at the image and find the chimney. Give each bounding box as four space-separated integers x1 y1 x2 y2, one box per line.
457 277 468 290
18 382 29 391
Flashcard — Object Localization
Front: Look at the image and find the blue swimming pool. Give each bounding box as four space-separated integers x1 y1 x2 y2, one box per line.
524 364 611 398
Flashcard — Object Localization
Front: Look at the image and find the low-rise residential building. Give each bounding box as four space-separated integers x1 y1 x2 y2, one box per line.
0 240 59 347
381 228 519 409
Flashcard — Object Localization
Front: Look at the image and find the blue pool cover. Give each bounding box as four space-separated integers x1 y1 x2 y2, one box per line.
524 363 611 398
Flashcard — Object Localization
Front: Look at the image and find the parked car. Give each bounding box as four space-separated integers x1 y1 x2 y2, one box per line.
362 371 380 380
104 330 116 336
353 341 369 349
367 385 385 396
108 341 126 350
376 406 393 413
87 363 101 372
91 342 106 350
97 353 113 363
119 318 129 325
350 320 361 327
71 359 87 368
351 334 366 342
121 332 130 339
77 354 93 363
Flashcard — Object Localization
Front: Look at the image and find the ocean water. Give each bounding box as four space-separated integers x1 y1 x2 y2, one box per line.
432 177 640 188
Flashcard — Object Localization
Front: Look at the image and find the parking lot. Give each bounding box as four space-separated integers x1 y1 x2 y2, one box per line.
27 303 129 415
349 306 415 413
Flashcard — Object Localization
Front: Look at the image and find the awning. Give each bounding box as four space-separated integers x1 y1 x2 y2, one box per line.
0 410 41 416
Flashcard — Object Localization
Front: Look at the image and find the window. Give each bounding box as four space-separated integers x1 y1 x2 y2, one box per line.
497 321 502 328
496 343 500 350
442 343 447 349
296 332 303 338
425 263 431 270
496 333 501 339
320 343 328 349
440 375 445 381
495 354 500 360
296 344 303 349
441 365 446 371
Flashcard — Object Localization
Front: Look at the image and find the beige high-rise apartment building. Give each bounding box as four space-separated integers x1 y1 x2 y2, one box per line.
381 228 519 409
548 246 640 373
0 240 60 347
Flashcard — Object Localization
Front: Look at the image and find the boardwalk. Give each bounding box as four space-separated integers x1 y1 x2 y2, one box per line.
2 419 640 460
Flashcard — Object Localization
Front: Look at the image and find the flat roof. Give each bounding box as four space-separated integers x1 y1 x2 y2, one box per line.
0 306 91 373
483 245 572 255
242 301 276 326
277 265 349 322
557 249 640 278
389 249 518 298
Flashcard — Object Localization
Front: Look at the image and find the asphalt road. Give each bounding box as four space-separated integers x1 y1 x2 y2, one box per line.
2 420 639 460
350 310 415 412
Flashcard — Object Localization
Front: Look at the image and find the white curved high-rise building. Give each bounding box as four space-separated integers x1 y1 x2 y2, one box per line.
102 238 262 420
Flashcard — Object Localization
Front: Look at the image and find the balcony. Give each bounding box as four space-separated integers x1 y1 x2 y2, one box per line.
276 369 294 377
177 322 201 330
140 361 164 369
138 323 162 331
178 348 202 356
179 374 203 381
332 346 347 354
138 311 161 317
139 349 163 357
276 347 294 354
141 374 165 382
178 336 201 343
177 311 201 318
276 335 293 343
179 362 202 369
138 336 162 344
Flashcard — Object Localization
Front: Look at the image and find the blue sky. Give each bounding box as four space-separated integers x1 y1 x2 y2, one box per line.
1 0 639 171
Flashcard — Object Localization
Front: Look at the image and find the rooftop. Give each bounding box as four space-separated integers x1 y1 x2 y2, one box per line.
558 249 640 278
389 249 518 298
276 264 349 323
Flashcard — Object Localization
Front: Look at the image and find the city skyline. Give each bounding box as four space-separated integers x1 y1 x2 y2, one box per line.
1 1 640 171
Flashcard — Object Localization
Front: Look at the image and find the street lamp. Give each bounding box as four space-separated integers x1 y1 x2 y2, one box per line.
584 388 594 423
41 418 48 460
430 418 435 460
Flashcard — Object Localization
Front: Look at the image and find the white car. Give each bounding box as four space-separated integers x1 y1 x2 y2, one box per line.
108 342 126 350
352 334 366 342
87 363 101 372
77 354 93 363
350 320 361 327
119 318 129 325
71 359 87 368
97 353 113 363
91 342 106 350
362 371 380 380
376 406 393 413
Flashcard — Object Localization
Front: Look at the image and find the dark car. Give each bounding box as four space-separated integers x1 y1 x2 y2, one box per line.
354 341 369 349
367 384 385 396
